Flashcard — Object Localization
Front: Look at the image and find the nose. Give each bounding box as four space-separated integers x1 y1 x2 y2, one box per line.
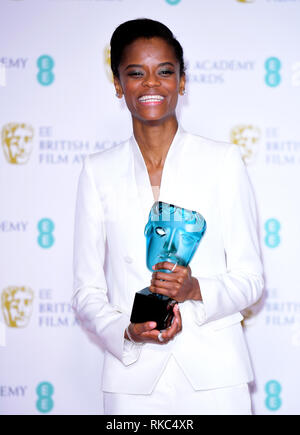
163 229 177 253
142 71 161 88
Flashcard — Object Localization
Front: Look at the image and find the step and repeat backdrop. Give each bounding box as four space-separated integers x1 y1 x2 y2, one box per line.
1 0 300 415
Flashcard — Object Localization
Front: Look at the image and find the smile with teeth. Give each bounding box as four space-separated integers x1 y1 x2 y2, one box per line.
138 95 165 104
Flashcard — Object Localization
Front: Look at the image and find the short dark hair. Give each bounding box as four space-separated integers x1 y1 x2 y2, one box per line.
110 18 185 78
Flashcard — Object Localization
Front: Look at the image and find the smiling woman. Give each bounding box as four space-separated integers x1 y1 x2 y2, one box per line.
113 36 186 126
72 18 264 415
111 29 186 203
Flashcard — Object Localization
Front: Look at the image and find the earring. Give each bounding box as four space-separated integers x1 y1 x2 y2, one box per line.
180 89 186 96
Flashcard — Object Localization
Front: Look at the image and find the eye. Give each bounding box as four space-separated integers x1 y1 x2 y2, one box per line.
155 227 166 237
128 71 144 77
182 234 195 244
159 69 175 76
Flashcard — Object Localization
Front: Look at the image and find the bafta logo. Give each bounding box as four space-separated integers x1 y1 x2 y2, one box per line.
1 286 34 328
1 123 34 164
104 45 113 83
230 125 260 165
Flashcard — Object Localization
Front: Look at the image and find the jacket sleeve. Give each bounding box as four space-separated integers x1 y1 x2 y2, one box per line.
72 155 142 365
191 145 264 325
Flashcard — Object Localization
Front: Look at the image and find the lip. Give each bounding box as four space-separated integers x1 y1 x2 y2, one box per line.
138 94 166 105
138 93 165 97
158 255 178 263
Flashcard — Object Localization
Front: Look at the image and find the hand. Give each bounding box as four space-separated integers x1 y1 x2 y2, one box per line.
125 304 182 345
150 262 202 303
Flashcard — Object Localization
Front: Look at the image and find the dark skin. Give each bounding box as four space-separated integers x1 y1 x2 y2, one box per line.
114 37 202 344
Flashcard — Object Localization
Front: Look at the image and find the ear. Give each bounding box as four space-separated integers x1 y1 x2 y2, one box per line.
179 73 186 96
113 76 123 99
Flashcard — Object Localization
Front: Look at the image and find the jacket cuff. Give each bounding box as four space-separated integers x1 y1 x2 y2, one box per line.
96 313 131 362
197 276 225 323
122 339 144 366
179 298 206 326
188 300 206 325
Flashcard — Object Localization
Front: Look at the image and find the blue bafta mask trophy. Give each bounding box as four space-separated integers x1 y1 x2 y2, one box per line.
130 201 206 330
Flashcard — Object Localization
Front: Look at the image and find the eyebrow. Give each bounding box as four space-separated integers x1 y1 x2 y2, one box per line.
124 62 176 70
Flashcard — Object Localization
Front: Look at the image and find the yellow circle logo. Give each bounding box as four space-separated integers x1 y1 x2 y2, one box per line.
1 286 34 328
104 45 113 83
230 125 260 165
1 123 34 164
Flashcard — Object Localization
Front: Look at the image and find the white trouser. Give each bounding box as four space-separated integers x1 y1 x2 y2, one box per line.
103 355 252 415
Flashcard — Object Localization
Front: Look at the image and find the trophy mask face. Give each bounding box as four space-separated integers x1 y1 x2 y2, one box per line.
144 202 206 272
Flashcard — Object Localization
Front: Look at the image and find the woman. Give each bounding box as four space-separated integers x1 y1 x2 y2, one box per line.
72 18 264 415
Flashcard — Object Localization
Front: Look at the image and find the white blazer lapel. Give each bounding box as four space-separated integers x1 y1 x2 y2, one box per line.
130 126 187 221
158 126 187 207
130 135 154 224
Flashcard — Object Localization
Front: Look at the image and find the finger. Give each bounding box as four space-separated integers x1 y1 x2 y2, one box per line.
151 271 175 282
152 262 180 272
149 284 175 299
152 275 184 289
151 278 174 290
133 321 157 335
162 320 178 341
162 309 181 341
165 305 182 337
173 304 182 332
150 276 182 297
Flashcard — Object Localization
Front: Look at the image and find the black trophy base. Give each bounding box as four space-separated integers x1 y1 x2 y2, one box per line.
130 287 176 331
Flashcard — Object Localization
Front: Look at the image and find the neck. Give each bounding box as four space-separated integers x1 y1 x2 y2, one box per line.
132 117 179 169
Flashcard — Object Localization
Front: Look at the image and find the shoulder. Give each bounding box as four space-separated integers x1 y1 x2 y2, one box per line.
183 130 241 165
88 138 130 166
85 138 131 180
184 131 232 153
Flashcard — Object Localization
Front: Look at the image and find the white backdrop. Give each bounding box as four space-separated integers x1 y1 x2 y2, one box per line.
0 0 300 415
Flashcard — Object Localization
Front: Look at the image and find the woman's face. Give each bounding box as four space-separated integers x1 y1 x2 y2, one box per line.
114 37 185 124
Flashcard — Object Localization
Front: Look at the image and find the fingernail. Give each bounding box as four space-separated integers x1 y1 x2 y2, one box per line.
149 322 156 328
152 265 156 270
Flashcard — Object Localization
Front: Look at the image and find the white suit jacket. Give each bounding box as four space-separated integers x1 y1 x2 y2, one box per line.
72 127 264 394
